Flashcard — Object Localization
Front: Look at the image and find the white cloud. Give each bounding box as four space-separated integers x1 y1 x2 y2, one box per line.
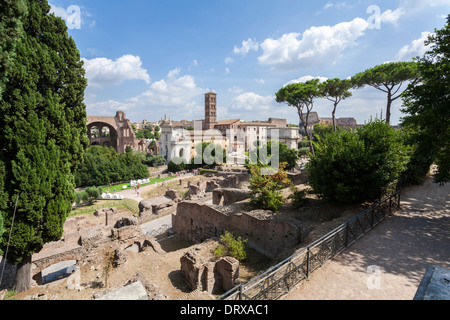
83 55 151 87
233 38 259 56
228 86 244 94
379 8 405 27
283 75 328 87
230 92 275 111
396 32 433 61
258 18 369 70
323 2 347 10
225 67 230 74
86 68 206 121
224 57 234 64
167 68 181 80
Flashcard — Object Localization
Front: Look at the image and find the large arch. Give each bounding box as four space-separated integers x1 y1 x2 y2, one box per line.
87 122 119 152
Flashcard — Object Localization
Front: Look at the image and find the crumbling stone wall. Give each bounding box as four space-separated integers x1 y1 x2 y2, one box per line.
180 251 239 294
173 201 301 259
139 199 178 223
212 188 250 206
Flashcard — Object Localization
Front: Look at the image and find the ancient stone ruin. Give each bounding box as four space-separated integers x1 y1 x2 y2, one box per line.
173 201 302 259
180 250 239 294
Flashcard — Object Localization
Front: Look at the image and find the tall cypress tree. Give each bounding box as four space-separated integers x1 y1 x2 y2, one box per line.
0 1 27 250
0 1 88 291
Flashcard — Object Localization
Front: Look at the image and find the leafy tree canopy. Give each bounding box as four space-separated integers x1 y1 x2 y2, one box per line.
401 15 450 184
307 119 412 204
0 0 88 293
351 61 420 124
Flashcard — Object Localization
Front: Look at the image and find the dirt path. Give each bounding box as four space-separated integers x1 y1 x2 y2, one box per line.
283 174 450 300
116 173 195 202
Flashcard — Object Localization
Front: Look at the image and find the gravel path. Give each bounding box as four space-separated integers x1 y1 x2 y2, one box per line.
115 173 195 202
284 174 450 300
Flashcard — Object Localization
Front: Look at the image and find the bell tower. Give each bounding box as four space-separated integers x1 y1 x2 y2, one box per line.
204 91 217 130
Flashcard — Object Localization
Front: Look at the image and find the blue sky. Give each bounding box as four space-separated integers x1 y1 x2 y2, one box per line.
49 0 450 125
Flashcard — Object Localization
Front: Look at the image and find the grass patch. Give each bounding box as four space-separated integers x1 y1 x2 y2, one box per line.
100 176 177 193
70 198 140 217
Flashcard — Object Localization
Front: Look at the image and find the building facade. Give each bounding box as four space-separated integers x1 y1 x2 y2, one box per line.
159 92 301 163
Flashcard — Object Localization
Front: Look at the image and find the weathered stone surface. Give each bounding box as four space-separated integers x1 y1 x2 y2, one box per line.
212 188 250 206
41 260 77 285
206 180 221 193
79 226 104 247
186 185 200 197
215 257 239 292
165 189 178 200
125 273 168 300
174 201 301 259
96 281 148 300
139 199 153 214
114 216 139 229
414 266 450 300
111 225 143 242
180 252 202 291
180 251 240 294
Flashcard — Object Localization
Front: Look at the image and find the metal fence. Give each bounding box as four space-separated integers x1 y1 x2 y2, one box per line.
218 190 402 300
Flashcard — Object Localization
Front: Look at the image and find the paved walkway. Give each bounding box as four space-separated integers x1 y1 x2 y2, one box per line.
116 173 195 202
284 175 450 300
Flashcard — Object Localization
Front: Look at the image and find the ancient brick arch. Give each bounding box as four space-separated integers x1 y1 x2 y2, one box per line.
87 122 119 152
87 111 148 154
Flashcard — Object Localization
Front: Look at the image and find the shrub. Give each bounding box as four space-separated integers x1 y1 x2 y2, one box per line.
248 163 291 212
85 186 103 205
298 147 310 157
168 157 186 173
214 231 248 262
307 119 411 204
289 188 311 209
74 190 88 205
74 146 149 187
248 141 299 170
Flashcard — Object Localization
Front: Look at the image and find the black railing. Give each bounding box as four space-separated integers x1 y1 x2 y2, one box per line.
218 190 402 300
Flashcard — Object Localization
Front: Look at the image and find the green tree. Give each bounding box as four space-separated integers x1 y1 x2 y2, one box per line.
402 16 450 184
351 62 420 125
85 187 102 205
307 119 411 204
312 123 336 141
275 79 323 156
191 142 226 168
0 1 88 292
213 231 248 262
320 78 353 131
248 163 291 212
168 157 186 173
0 0 26 100
249 141 298 170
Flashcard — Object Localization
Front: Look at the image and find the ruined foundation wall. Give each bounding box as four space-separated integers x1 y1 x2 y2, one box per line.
173 202 301 259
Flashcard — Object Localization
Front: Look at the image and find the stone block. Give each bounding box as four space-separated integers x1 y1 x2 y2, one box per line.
165 189 178 200
414 266 450 300
97 281 148 300
41 260 77 285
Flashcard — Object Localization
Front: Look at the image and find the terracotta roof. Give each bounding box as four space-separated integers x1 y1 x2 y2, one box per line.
239 121 277 127
216 119 240 125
